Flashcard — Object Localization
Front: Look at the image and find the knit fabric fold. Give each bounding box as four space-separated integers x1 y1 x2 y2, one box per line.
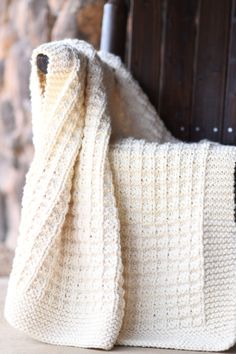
4 39 236 351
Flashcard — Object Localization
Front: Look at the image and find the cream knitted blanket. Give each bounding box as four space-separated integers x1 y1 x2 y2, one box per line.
4 39 236 351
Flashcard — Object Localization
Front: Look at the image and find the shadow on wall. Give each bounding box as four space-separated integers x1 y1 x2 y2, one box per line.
0 0 105 275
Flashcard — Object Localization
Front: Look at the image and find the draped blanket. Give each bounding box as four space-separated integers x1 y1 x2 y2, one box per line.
4 39 236 351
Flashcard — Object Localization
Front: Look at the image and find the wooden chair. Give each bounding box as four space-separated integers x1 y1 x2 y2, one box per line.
100 0 236 145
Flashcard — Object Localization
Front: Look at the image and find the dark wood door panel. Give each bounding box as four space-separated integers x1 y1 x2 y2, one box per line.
128 0 163 111
222 0 236 144
127 0 235 145
190 0 231 142
159 0 199 141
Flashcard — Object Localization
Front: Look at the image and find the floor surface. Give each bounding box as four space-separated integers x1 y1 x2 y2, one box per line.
1 277 235 354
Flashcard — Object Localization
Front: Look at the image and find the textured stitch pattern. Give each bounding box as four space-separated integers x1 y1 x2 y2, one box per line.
4 39 236 352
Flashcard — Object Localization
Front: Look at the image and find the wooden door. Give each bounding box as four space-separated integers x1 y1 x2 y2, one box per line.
126 0 236 144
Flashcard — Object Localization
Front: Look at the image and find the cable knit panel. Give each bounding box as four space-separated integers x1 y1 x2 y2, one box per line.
4 39 236 352
109 140 208 346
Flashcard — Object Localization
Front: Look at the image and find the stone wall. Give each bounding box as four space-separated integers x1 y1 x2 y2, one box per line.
0 0 105 274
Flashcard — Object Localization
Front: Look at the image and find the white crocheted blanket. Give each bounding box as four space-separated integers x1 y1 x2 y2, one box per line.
4 39 236 351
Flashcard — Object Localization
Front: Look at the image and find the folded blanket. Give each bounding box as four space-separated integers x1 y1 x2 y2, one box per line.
4 39 236 351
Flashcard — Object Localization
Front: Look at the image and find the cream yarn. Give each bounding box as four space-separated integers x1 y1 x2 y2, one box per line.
4 39 236 351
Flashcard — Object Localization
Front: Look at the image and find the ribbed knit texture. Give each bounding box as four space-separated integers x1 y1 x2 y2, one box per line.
4 39 236 351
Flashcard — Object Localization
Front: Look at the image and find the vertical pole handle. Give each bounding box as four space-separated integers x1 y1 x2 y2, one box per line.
100 0 129 61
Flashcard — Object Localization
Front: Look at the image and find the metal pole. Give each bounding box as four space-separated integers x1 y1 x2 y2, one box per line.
100 0 129 61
